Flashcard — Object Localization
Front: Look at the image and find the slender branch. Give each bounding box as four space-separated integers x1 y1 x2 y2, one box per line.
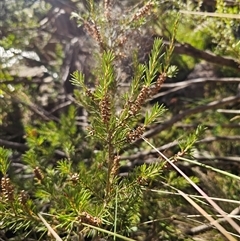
149 77 240 100
119 95 240 154
19 100 59 122
161 77 240 87
185 206 240 235
0 138 66 157
119 77 240 88
8 92 60 122
143 95 240 139
180 10 240 20
0 139 28 152
121 77 240 100
121 136 240 163
217 109 240 114
195 156 240 163
120 140 178 161
198 135 240 143
49 100 72 114
1 79 41 85
164 40 240 70
174 123 240 129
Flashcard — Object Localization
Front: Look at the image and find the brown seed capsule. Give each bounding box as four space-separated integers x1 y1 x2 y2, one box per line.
69 173 79 184
151 73 167 95
131 1 154 22
78 212 101 226
1 177 15 202
19 190 29 205
99 94 111 124
127 126 145 142
34 167 44 181
110 155 120 177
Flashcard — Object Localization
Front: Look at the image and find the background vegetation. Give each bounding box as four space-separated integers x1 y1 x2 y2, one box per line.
0 0 240 240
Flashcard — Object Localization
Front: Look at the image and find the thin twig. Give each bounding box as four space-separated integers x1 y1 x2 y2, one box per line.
174 123 240 129
143 95 240 139
142 137 240 240
120 136 240 162
49 100 72 114
119 77 240 89
180 10 240 20
120 140 178 161
9 92 60 122
217 109 240 114
198 135 240 143
164 40 240 70
38 213 63 241
0 139 28 152
0 138 66 157
194 156 240 163
162 77 240 87
0 78 43 85
185 206 240 236
150 77 240 100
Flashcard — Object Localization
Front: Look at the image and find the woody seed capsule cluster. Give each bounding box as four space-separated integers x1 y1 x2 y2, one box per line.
131 1 154 22
100 94 111 124
34 166 44 181
151 73 167 95
86 89 96 102
129 85 149 115
69 173 79 184
137 176 149 186
117 35 127 47
84 21 105 51
127 125 145 142
18 190 29 205
110 155 120 177
1 177 14 202
104 0 112 20
78 211 101 226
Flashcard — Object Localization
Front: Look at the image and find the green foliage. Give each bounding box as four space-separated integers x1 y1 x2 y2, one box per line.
0 5 180 239
178 125 207 155
22 106 86 167
0 147 11 175
1 0 240 240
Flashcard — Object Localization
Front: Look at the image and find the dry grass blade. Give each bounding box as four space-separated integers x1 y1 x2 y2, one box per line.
142 137 240 240
187 206 240 236
178 189 238 241
180 10 240 19
38 213 63 241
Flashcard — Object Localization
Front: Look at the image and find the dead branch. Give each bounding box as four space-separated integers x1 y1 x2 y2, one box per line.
120 140 178 161
120 95 240 154
194 156 240 163
0 138 66 157
198 135 240 143
161 77 240 88
0 139 28 152
143 95 240 139
121 136 240 163
9 93 60 122
175 123 240 129
185 206 240 235
164 40 240 70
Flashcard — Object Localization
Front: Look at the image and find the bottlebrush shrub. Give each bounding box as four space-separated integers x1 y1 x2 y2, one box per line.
0 1 199 240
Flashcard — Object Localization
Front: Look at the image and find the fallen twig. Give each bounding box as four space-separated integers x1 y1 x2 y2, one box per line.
185 206 240 236
164 40 240 70
143 95 240 139
0 138 66 157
